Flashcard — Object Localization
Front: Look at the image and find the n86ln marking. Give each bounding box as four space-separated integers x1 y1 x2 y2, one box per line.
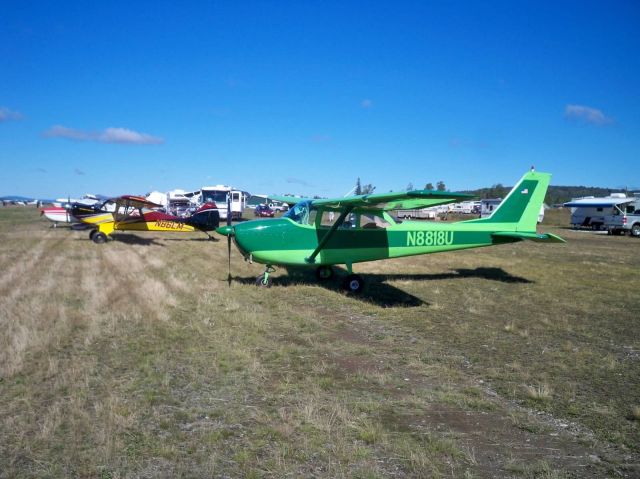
154 220 185 229
406 231 454 247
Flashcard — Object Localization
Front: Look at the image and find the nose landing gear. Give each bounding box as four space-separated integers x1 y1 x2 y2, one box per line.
256 265 276 287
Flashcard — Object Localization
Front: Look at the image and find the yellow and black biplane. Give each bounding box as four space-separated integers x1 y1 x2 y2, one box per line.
74 195 220 243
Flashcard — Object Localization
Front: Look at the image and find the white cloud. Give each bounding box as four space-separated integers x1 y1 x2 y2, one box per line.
44 125 164 144
0 107 24 122
45 125 89 140
564 104 613 125
286 177 315 187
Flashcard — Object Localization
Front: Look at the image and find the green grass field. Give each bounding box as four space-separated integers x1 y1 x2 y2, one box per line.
1 207 639 478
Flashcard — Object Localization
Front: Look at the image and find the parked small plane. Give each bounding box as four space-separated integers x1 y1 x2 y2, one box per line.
77 195 220 243
217 169 564 291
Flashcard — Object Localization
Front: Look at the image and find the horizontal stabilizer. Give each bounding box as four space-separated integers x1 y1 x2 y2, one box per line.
492 231 566 243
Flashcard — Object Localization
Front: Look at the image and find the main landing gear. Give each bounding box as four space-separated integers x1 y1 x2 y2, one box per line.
89 229 108 244
342 274 364 293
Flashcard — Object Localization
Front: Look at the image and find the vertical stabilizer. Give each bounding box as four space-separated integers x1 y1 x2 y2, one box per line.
475 170 550 232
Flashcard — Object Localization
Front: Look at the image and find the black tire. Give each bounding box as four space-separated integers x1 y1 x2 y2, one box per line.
255 274 272 287
315 266 334 281
343 274 364 293
89 229 97 240
92 232 107 244
631 224 640 237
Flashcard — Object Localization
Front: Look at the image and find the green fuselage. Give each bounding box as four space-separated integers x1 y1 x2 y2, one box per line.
231 215 519 267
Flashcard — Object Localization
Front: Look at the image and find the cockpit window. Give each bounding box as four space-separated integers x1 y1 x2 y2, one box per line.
284 201 312 225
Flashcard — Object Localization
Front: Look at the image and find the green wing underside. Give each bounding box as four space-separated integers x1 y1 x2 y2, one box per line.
270 190 476 211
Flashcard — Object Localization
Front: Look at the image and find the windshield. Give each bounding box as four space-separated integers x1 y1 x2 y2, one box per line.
202 191 229 204
284 201 311 225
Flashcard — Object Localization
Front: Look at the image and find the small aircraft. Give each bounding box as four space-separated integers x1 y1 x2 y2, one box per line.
40 206 77 226
217 169 564 292
40 194 104 227
76 195 220 243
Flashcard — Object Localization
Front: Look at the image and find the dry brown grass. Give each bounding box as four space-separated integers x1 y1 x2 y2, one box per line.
0 206 639 478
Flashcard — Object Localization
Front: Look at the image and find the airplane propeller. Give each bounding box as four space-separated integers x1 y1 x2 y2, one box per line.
226 194 232 286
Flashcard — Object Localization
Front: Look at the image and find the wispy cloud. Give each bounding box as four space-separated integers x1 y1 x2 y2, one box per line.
310 134 331 143
564 104 613 125
286 177 315 187
0 107 24 122
74 168 85 176
361 99 373 109
449 138 488 149
44 125 164 144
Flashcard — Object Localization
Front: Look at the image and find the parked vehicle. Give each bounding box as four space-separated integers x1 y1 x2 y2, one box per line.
254 204 275 217
607 201 640 236
199 185 246 220
564 194 631 230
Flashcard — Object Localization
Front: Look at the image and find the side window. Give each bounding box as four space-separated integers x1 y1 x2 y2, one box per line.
308 208 318 225
320 210 338 227
358 212 391 229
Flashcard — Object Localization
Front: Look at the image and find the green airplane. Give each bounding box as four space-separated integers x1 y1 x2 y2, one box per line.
217 169 564 292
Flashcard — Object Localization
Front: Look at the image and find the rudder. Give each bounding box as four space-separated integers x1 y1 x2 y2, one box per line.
475 170 550 232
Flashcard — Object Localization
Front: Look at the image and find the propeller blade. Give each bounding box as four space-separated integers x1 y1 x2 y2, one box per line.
227 194 232 286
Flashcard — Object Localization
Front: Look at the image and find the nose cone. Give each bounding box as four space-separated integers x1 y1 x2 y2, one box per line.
216 225 233 236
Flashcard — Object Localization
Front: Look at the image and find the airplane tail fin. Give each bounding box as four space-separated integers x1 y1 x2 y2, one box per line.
473 169 550 232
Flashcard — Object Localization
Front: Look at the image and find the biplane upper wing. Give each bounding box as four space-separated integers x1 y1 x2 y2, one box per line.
112 195 163 209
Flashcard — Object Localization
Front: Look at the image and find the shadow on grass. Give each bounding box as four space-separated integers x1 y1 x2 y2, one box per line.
384 267 533 284
232 268 427 307
232 267 531 308
162 235 219 242
109 233 166 246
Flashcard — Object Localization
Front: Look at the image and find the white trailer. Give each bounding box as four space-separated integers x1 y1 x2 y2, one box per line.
199 185 246 220
564 194 631 230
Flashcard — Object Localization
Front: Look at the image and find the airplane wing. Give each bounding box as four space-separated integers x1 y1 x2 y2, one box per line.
114 195 163 209
268 195 311 206
313 190 476 211
271 190 475 210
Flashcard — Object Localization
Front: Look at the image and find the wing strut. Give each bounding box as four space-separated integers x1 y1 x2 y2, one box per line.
305 206 354 264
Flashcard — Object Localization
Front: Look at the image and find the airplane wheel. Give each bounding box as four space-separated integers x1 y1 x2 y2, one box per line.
92 232 108 244
315 266 334 281
89 229 97 240
255 275 272 287
343 274 364 293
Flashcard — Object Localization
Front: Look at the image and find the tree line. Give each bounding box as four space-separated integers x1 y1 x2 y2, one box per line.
354 177 629 205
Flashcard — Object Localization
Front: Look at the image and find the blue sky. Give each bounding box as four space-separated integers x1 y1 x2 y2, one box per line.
1 1 639 199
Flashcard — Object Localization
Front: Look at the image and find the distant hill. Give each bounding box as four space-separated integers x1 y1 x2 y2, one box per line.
0 195 35 202
460 185 635 206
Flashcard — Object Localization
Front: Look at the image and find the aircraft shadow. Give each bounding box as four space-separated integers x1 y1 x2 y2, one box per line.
232 266 531 308
162 236 219 242
109 234 166 246
379 267 533 284
232 269 427 307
